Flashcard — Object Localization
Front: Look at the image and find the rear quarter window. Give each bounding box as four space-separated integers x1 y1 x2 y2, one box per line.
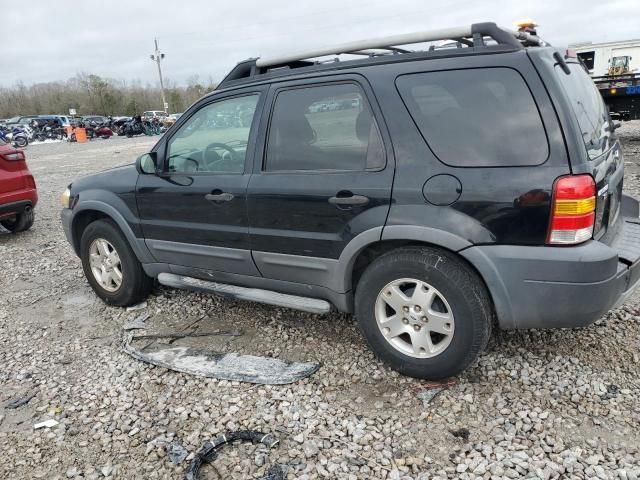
396 68 549 167
554 62 612 160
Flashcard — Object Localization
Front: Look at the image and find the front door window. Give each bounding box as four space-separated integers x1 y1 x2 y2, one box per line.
167 95 259 174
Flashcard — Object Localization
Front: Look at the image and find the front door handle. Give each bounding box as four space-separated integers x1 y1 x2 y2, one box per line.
205 192 234 202
328 193 370 206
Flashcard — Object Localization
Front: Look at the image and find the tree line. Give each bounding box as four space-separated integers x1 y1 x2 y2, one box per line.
0 73 218 118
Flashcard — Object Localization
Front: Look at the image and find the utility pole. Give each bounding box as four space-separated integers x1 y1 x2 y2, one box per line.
150 39 167 113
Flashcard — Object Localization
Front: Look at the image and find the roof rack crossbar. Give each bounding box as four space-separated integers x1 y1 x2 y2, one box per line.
255 22 528 68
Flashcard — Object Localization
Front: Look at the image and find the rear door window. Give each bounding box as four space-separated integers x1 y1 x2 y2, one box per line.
554 62 612 159
265 83 385 172
396 68 549 167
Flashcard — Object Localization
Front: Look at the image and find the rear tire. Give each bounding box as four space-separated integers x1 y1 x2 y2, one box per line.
355 246 492 380
1 208 34 233
80 219 152 307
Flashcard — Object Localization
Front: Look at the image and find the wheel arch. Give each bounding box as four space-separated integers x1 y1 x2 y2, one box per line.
70 201 153 263
340 226 505 327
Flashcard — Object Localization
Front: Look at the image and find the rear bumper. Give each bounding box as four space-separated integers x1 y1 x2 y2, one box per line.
461 194 640 329
0 199 35 219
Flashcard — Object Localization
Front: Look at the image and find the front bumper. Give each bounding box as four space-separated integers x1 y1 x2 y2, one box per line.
461 194 640 329
61 208 74 250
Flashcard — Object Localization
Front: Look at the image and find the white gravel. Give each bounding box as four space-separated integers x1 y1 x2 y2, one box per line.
1 126 639 479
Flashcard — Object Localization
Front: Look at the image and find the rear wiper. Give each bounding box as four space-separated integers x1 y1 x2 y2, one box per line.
553 51 571 74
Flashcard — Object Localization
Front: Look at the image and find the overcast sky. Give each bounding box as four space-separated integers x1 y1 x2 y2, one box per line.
1 0 637 87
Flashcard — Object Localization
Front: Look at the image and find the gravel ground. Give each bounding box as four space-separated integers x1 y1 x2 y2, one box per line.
1 126 640 480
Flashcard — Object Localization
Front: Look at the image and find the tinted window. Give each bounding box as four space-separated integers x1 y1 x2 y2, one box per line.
265 83 384 171
167 94 258 174
396 68 549 167
554 62 611 159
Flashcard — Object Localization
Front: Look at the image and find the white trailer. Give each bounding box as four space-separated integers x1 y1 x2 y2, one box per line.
571 39 640 76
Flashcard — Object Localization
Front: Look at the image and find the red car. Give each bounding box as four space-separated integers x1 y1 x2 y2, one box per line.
0 139 37 232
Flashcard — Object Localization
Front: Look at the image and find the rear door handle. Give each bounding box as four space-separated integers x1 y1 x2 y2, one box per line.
205 192 234 202
328 193 370 206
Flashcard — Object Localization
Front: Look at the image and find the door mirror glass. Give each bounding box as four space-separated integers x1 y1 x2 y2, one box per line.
137 153 157 174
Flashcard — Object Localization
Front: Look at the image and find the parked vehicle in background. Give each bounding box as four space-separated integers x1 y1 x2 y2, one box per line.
573 39 640 76
572 39 640 120
112 117 131 136
6 116 38 127
38 115 71 127
61 23 640 380
30 118 66 142
0 125 30 148
0 139 36 233
142 111 168 121
86 122 114 140
164 113 182 126
122 116 146 137
82 115 110 125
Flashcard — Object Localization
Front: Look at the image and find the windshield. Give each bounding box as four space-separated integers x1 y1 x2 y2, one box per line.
555 62 612 160
612 57 628 68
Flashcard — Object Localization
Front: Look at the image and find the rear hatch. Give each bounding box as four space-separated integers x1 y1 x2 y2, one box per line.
552 59 624 241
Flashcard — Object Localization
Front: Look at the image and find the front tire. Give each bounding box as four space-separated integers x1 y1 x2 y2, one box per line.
355 247 492 380
1 208 34 232
80 219 152 306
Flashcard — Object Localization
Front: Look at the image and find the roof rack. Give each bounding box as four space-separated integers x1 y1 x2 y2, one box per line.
219 22 543 86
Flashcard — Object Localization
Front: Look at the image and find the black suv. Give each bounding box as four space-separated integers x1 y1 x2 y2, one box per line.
61 23 640 379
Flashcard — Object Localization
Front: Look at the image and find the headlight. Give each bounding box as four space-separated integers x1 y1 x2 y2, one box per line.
60 188 71 208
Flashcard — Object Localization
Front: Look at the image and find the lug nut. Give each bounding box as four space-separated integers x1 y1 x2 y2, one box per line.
415 305 422 312
421 316 427 322
403 306 409 312
402 318 409 324
413 324 421 331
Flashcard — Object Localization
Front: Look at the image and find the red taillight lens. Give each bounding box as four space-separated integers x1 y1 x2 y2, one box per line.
547 175 596 245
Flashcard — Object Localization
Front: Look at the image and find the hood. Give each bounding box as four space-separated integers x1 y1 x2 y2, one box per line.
71 162 138 195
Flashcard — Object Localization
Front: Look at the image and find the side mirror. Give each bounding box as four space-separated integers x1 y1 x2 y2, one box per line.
137 152 158 174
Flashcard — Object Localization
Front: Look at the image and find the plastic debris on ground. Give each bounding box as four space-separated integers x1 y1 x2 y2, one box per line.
122 341 320 385
185 430 285 480
123 314 150 331
416 388 443 406
33 419 59 429
126 301 147 312
166 441 188 465
412 379 456 407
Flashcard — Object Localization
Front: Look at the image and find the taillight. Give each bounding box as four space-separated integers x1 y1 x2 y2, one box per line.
547 175 596 245
0 150 25 161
